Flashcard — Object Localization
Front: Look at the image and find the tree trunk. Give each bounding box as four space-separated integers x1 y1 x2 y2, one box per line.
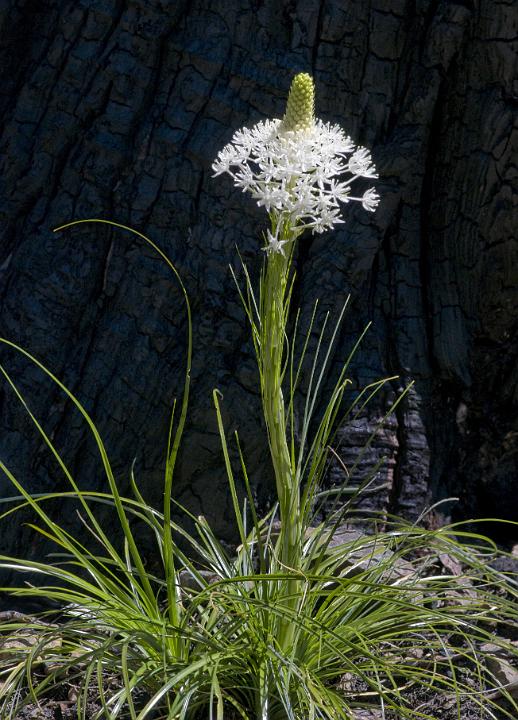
0 0 516 586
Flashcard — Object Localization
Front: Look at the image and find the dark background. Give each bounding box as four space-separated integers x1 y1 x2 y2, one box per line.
0 0 517 579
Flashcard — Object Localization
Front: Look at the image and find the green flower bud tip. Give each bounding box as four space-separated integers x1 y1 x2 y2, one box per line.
282 72 315 132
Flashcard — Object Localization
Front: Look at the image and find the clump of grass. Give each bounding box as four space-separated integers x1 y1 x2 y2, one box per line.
0 220 516 720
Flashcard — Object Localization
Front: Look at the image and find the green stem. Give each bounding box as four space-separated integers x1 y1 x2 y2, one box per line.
260 226 300 653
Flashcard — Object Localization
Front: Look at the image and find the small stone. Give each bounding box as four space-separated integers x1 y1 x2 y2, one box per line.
481 641 518 700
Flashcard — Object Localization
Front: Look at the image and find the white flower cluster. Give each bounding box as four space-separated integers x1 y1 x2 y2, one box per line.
212 117 379 252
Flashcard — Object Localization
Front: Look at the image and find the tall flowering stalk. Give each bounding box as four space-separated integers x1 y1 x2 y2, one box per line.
213 73 379 650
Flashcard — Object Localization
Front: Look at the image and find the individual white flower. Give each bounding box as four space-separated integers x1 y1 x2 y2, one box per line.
361 187 380 211
348 147 378 178
212 145 239 176
234 165 255 192
348 187 380 212
262 227 289 256
212 73 379 238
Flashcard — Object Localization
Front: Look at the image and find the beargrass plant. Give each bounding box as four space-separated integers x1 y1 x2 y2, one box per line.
0 73 516 720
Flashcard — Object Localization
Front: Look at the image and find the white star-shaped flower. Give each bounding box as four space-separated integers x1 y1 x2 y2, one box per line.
361 187 380 212
348 148 378 178
262 228 289 256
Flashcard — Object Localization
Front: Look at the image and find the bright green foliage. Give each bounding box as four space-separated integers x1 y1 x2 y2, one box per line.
282 72 315 132
0 220 516 720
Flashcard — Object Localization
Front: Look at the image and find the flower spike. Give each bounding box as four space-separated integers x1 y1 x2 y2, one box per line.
282 72 315 133
212 72 379 240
